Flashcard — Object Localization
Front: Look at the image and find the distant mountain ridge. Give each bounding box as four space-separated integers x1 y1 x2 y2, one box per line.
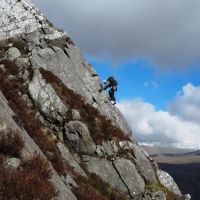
141 145 200 164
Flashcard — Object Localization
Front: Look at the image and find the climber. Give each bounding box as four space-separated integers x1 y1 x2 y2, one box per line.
99 76 118 105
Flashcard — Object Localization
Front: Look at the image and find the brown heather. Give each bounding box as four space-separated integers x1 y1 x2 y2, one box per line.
73 168 126 200
0 129 24 158
0 155 56 200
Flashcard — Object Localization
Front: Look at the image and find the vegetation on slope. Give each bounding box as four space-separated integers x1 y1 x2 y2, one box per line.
0 60 65 175
0 129 56 200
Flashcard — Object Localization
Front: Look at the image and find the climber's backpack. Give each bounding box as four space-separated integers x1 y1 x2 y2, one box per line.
107 76 118 87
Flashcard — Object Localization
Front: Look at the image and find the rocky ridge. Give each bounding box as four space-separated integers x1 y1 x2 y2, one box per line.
0 0 190 199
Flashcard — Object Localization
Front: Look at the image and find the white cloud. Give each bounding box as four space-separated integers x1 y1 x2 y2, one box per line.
117 84 200 149
32 0 200 70
169 83 200 123
143 81 158 89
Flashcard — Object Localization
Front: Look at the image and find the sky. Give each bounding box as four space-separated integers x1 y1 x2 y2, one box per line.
32 0 200 149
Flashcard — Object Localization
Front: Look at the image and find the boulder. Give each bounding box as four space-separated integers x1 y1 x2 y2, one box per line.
183 194 191 200
3 157 21 169
157 170 182 196
64 121 96 154
6 47 21 61
71 109 81 120
16 57 30 69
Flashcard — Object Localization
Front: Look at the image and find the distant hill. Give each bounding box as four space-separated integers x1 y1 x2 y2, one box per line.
141 145 200 164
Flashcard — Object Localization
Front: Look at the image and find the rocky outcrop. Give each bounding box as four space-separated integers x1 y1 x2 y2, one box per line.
29 69 68 123
157 170 182 197
0 0 189 199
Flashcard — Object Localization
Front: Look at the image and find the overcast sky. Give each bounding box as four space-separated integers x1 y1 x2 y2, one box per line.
32 0 200 70
32 0 200 149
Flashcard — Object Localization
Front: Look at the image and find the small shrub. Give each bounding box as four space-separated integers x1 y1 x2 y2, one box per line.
22 155 52 180
2 60 19 75
0 129 24 158
0 155 56 200
0 153 6 165
12 39 28 54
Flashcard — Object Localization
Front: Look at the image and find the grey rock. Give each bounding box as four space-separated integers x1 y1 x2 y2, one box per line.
111 140 119 154
96 145 106 157
183 194 191 200
3 157 21 169
6 47 21 61
0 64 5 70
113 158 145 197
8 74 15 80
0 0 65 41
119 140 129 149
102 140 115 156
64 121 96 154
72 109 81 120
57 142 87 177
16 57 30 69
21 69 29 80
157 170 182 196
84 156 129 196
130 143 157 183
28 69 68 122
8 43 13 48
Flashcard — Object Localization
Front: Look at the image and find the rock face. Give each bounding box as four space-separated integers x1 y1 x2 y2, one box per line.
0 0 188 200
29 69 68 122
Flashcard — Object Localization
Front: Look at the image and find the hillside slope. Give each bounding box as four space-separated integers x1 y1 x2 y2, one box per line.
0 0 190 199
